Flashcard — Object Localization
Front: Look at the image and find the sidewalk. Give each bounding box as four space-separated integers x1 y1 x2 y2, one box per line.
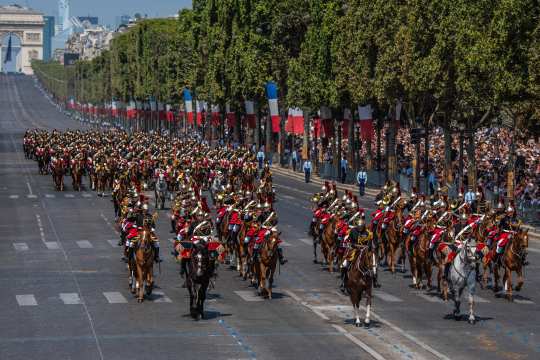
271 165 379 198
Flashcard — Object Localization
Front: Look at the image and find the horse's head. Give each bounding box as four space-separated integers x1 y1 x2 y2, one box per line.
461 240 478 263
192 246 209 277
515 228 529 251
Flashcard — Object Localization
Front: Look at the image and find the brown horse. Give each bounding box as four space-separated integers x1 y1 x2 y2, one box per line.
493 228 529 301
51 158 65 191
133 229 155 303
71 159 84 191
408 223 433 289
255 230 280 299
320 216 337 272
345 245 374 327
385 202 406 274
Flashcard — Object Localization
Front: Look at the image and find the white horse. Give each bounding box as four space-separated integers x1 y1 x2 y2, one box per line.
447 239 479 324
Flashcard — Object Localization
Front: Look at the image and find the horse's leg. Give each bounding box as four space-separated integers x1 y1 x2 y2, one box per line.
468 291 476 324
425 261 433 290
313 237 318 264
493 263 500 293
504 267 513 301
353 293 361 327
453 288 462 320
515 266 524 292
364 288 372 328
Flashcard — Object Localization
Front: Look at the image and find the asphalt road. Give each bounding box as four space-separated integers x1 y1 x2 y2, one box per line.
1 74 539 360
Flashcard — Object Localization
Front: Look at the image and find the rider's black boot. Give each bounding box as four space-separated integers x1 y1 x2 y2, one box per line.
444 263 451 280
428 247 435 262
170 219 176 233
373 272 381 288
340 267 347 293
154 246 162 263
278 247 288 265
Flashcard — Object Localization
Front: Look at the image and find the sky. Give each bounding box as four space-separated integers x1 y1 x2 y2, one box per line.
18 0 191 27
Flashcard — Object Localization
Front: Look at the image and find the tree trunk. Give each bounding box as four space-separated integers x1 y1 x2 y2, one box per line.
424 120 430 194
466 120 476 191
507 130 515 200
443 126 453 186
336 120 342 180
266 114 273 161
413 141 420 192
302 108 310 160
376 120 382 171
366 137 373 170
234 111 241 144
255 105 261 150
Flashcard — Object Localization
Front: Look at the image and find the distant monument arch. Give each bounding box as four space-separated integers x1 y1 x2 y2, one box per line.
0 4 44 74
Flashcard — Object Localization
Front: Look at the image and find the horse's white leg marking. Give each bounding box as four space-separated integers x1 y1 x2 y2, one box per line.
354 305 361 325
365 304 371 324
468 293 475 322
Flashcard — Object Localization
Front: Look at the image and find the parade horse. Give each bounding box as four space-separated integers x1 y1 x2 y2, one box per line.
345 245 374 328
446 239 479 324
385 200 406 274
255 230 280 299
493 228 529 301
241 164 257 192
35 148 47 175
95 163 108 196
320 215 338 272
186 242 213 319
133 228 155 303
154 176 168 210
70 158 84 191
51 157 65 191
408 219 433 289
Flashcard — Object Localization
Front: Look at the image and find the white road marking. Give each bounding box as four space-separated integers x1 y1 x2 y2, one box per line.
153 290 172 303
280 240 292 247
45 241 60 250
107 239 118 247
280 194 296 200
36 214 46 244
26 181 33 195
76 240 93 249
13 242 29 251
27 194 37 199
332 324 387 360
82 193 92 198
414 291 444 303
44 194 55 198
9 195 19 199
331 291 451 360
473 295 490 303
298 238 312 246
16 294 37 306
234 290 264 302
514 298 534 304
373 290 403 302
103 291 127 304
64 194 75 198
528 247 540 254
60 293 82 305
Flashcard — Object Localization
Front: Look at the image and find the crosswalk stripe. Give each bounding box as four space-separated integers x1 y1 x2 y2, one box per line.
9 195 19 199
44 194 55 198
298 238 312 246
16 294 37 306
81 193 92 198
45 241 60 250
414 291 444 303
473 295 490 303
60 293 82 305
103 291 127 304
64 194 75 198
234 290 264 302
27 194 37 199
373 290 403 302
13 242 29 251
514 298 534 304
76 240 93 249
107 239 119 247
153 290 172 303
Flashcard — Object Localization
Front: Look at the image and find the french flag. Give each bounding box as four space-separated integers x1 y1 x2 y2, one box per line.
166 104 174 122
245 100 256 129
111 100 118 117
266 81 280 133
358 104 373 140
286 108 304 135
226 103 236 127
211 104 220 126
127 101 136 119
196 100 207 126
183 88 193 124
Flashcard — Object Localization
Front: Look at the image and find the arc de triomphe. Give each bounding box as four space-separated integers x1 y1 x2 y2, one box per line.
0 5 43 75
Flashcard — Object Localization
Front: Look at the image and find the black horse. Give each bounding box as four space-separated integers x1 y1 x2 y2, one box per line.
186 242 214 320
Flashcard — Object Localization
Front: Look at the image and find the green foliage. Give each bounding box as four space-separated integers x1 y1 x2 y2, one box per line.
31 1 539 132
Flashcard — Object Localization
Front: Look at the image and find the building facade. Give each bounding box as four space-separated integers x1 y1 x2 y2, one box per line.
43 16 54 61
0 5 44 74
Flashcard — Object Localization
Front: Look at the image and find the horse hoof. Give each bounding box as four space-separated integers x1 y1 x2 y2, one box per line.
363 321 370 329
313 260 318 264
506 295 514 302
355 321 361 327
468 318 476 325
137 298 143 303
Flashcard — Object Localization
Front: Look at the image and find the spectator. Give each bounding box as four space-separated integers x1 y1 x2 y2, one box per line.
357 167 367 197
292 149 298 172
256 148 265 169
340 157 348 183
303 159 312 183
